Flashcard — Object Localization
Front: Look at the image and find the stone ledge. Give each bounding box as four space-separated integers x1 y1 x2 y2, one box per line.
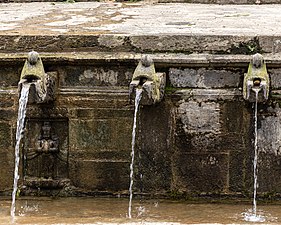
158 0 280 3
1 3 281 54
1 52 281 67
1 34 281 54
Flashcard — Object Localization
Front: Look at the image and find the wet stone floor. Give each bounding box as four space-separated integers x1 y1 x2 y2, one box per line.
0 197 281 224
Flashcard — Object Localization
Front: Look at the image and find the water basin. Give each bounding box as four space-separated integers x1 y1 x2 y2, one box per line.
0 197 280 224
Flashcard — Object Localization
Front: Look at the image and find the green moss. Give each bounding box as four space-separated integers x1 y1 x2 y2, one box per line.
165 86 178 94
229 38 262 55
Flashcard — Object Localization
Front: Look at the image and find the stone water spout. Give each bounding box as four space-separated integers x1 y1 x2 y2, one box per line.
18 51 56 103
129 56 166 105
243 53 269 102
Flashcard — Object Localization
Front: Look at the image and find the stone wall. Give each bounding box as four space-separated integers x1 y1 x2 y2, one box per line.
1 54 281 199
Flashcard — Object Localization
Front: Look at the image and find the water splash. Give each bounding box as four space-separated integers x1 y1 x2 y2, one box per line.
11 83 31 223
128 88 142 219
243 210 266 223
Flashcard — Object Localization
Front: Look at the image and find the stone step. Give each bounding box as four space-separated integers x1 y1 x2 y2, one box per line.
1 2 281 54
159 0 280 4
2 0 281 4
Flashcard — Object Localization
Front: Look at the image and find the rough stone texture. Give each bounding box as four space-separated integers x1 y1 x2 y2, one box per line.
169 68 241 88
252 103 281 193
70 160 129 191
0 122 12 149
172 91 252 194
1 20 281 199
172 152 229 193
178 101 221 133
2 0 281 3
59 65 133 87
159 0 280 3
1 3 281 53
0 151 14 191
1 52 281 198
23 119 69 180
221 101 252 193
135 101 174 193
257 106 281 155
269 68 281 90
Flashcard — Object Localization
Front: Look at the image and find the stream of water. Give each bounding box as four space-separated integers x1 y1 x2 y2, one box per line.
11 83 31 223
243 88 265 223
253 89 259 216
128 88 142 219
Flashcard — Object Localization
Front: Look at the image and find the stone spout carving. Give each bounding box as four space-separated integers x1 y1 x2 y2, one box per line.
129 56 166 105
243 53 269 102
18 51 56 103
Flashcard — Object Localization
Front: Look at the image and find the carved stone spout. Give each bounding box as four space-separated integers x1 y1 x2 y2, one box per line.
243 53 269 102
129 56 166 105
18 51 56 103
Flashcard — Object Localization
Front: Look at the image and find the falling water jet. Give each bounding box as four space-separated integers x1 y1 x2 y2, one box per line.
11 82 31 223
242 53 270 222
128 88 142 219
243 88 265 223
128 56 165 218
253 88 259 216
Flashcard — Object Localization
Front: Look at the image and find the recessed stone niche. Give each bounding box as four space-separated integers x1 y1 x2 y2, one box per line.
23 118 69 189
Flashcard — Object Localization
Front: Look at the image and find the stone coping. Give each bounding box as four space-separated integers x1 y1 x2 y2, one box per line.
2 0 281 4
1 2 281 53
1 52 281 67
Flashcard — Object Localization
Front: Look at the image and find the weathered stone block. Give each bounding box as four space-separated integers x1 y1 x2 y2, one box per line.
135 102 173 192
172 152 229 193
59 96 116 109
0 94 16 108
69 119 115 151
257 113 281 155
114 118 133 151
229 150 246 192
169 68 240 88
70 160 129 191
0 67 20 87
130 35 255 54
269 69 281 90
0 152 13 191
98 35 126 49
60 66 133 87
258 153 281 193
94 108 133 119
178 101 221 133
0 122 12 149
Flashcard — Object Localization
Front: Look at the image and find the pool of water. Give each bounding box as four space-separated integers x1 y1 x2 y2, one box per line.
0 197 280 224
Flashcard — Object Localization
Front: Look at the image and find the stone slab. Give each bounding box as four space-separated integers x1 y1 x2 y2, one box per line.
69 159 129 191
2 0 281 3
172 152 229 192
1 3 281 53
159 0 280 3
